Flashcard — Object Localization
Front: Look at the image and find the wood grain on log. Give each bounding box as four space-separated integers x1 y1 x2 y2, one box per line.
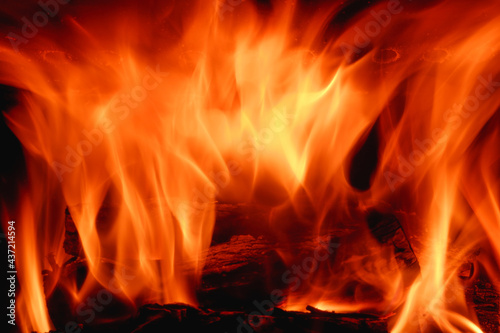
466 279 500 333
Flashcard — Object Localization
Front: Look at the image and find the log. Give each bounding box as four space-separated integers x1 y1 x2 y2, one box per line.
44 302 391 333
47 204 500 333
63 207 81 256
63 204 419 271
129 303 390 333
197 233 342 309
466 278 500 333
366 210 420 286
61 204 421 309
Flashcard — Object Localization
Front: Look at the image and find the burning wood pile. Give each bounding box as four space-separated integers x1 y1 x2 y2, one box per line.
38 202 495 333
49 204 415 332
0 0 499 332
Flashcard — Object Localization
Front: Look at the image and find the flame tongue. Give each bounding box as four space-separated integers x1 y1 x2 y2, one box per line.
0 0 499 332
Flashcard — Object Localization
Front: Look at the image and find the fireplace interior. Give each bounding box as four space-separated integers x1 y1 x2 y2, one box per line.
0 0 499 332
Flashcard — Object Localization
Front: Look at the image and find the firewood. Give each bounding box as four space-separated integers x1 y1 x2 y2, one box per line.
466 278 500 333
64 204 420 270
366 210 420 286
48 205 500 333
63 208 81 256
62 204 422 309
129 303 390 333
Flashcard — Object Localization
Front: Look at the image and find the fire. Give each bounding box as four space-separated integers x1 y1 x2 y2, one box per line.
0 0 499 332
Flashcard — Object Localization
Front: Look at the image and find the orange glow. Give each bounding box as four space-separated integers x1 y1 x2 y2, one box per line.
0 0 499 332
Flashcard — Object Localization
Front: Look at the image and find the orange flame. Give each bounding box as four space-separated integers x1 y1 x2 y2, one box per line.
0 0 499 332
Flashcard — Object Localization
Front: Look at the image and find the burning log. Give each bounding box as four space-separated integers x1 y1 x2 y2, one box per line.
56 201 427 329
129 303 390 333
466 278 500 333
63 207 81 256
50 169 497 333
366 210 420 286
43 302 391 333
197 234 285 309
54 204 423 326
63 204 420 266
45 254 396 333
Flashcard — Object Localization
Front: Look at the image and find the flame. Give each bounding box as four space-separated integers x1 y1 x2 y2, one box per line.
0 0 499 332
